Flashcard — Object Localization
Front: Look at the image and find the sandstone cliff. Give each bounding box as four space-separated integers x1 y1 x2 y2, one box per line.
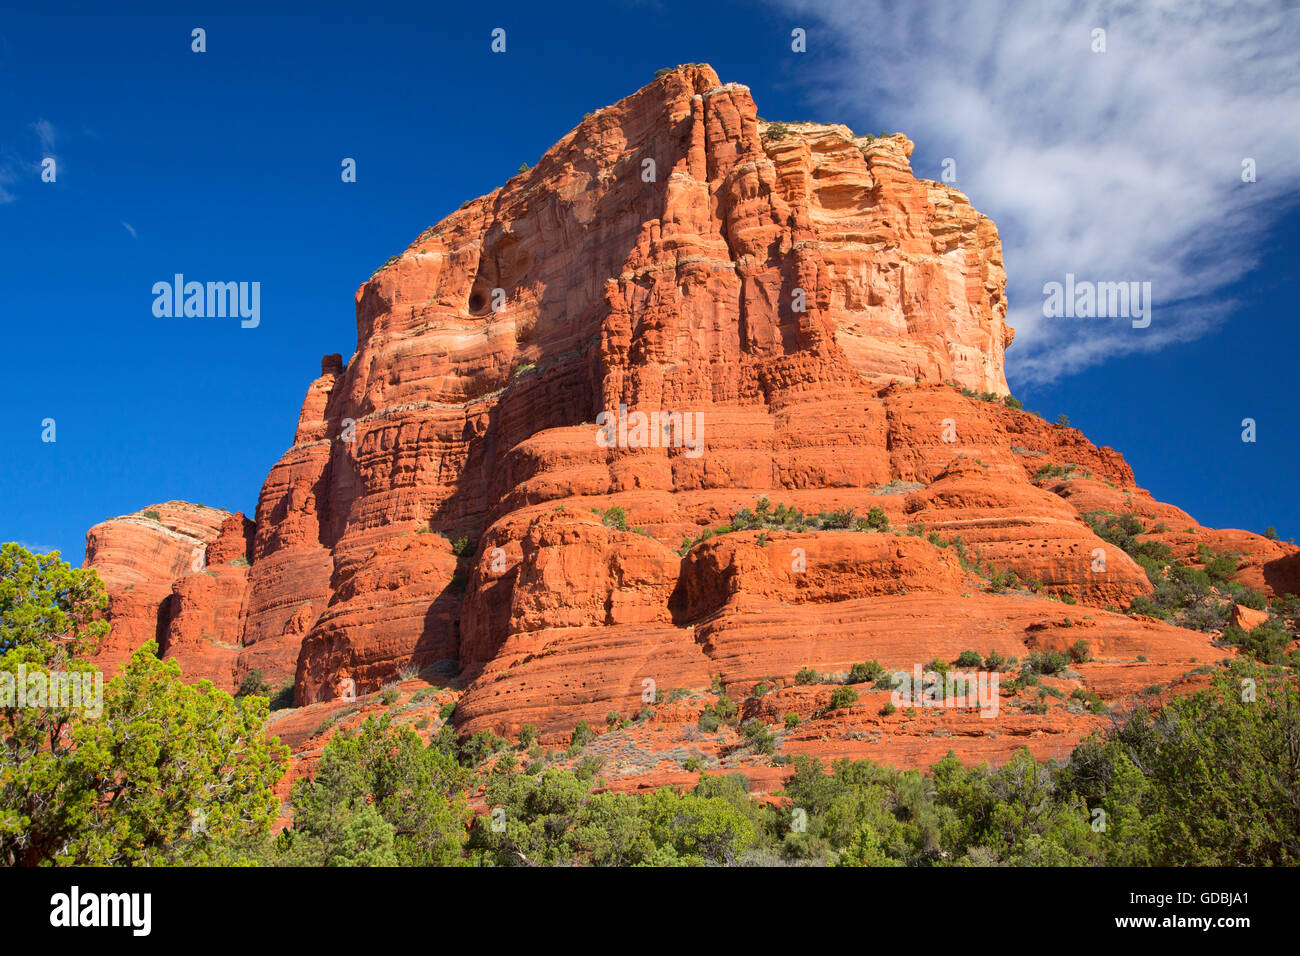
81 64 1296 784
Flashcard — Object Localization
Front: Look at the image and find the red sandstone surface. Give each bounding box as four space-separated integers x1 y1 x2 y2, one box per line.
79 65 1297 793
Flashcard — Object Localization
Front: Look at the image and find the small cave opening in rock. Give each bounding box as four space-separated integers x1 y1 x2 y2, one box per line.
468 275 496 317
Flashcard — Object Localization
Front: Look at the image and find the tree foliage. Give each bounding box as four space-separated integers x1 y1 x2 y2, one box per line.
276 714 471 866
1 544 287 865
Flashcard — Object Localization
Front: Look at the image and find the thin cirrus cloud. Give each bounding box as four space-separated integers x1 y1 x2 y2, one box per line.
32 119 56 155
0 118 61 204
772 0 1300 383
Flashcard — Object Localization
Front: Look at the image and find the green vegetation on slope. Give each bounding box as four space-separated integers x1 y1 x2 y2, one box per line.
4 542 1298 867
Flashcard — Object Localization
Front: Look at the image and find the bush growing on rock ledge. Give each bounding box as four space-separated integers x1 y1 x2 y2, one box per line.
827 686 859 711
678 498 896 555
595 506 628 531
762 121 791 141
1025 651 1069 675
741 719 776 754
848 660 887 684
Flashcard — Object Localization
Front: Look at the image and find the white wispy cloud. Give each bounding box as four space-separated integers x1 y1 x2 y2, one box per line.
122 221 137 239
772 0 1300 383
0 118 62 203
32 119 56 155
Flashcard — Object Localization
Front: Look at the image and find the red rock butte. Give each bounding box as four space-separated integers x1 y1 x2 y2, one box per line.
82 65 1298 784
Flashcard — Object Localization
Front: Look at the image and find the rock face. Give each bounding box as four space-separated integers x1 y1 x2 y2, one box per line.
82 502 230 675
80 64 1296 773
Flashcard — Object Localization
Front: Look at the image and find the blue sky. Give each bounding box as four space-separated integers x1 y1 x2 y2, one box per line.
2 1 1297 563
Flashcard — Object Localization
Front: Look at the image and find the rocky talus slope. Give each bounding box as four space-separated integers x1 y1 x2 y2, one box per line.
81 65 1298 791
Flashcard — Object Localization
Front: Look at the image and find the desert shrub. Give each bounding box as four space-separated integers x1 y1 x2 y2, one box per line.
817 508 856 530
642 789 756 865
827 686 859 710
741 720 776 754
1033 463 1070 480
697 693 737 733
987 567 1021 592
1064 664 1300 865
1228 584 1268 610
763 121 791 141
1197 546 1240 584
862 506 890 531
279 715 468 867
1070 687 1108 715
1128 594 1165 619
1222 621 1296 666
955 650 983 668
459 730 507 768
1181 599 1231 633
569 721 596 748
1025 651 1069 676
237 668 271 698
874 671 900 690
713 694 738 722
597 506 628 531
848 660 886 684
